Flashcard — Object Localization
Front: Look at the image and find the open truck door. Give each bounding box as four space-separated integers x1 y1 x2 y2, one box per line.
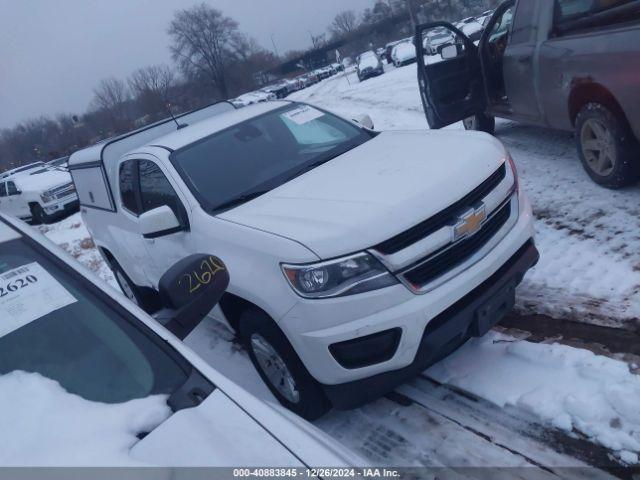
415 21 485 129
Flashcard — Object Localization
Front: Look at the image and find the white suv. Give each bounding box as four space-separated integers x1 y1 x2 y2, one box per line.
70 100 538 419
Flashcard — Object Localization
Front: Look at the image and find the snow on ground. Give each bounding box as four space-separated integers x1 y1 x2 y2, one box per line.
0 371 170 466
290 65 640 328
37 212 117 288
421 331 640 464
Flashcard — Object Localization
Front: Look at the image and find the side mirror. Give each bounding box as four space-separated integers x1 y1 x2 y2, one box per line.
441 45 458 60
154 254 230 340
140 205 181 239
353 113 374 130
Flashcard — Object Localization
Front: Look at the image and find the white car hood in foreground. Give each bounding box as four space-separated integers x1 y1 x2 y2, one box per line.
220 130 508 259
131 391 302 466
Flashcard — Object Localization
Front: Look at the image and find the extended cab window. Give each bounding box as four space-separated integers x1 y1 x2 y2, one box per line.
119 160 139 215
170 103 371 212
555 0 634 24
7 182 18 196
510 0 536 44
138 160 187 224
0 234 189 404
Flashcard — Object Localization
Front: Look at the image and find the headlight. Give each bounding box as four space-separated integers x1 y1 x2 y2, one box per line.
40 192 54 203
282 252 398 299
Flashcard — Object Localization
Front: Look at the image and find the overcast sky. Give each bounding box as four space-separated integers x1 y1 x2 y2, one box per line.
0 0 372 129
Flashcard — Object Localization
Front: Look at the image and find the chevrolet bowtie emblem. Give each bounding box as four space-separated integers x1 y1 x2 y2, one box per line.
453 204 487 241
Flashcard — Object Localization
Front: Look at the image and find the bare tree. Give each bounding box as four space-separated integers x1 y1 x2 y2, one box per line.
90 77 130 132
168 3 239 99
310 32 327 50
128 64 176 118
329 10 359 39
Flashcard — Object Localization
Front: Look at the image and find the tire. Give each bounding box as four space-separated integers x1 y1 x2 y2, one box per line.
111 260 161 314
30 204 49 225
239 308 331 420
575 103 640 188
463 113 496 135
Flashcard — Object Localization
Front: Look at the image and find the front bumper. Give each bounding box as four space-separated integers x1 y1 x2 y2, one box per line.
43 196 79 217
278 191 535 388
324 239 538 409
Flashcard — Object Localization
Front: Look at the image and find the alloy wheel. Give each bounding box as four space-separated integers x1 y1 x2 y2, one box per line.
250 333 300 403
581 118 617 177
116 270 138 305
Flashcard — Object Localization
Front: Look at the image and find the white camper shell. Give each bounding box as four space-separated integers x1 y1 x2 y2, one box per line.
68 102 236 214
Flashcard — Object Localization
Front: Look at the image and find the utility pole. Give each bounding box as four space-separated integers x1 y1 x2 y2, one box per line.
270 33 280 58
406 0 418 27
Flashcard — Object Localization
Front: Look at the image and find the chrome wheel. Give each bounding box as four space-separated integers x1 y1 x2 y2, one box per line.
581 118 616 177
250 333 300 403
116 270 137 304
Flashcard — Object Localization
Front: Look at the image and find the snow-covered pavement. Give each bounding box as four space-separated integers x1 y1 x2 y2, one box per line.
33 62 640 469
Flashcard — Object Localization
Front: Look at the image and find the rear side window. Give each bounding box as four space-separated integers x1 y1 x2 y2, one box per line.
555 0 634 23
510 0 536 44
7 182 18 195
138 160 186 224
119 160 139 215
0 183 6 197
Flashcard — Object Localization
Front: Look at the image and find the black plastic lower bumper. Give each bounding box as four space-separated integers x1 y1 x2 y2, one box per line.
322 239 539 410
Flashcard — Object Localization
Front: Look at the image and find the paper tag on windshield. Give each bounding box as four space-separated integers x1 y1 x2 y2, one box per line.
282 105 324 125
0 262 77 338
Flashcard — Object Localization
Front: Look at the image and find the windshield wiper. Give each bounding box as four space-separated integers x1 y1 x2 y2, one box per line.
211 190 270 212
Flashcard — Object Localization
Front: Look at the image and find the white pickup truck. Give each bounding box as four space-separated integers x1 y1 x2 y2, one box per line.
0 167 78 224
69 100 538 419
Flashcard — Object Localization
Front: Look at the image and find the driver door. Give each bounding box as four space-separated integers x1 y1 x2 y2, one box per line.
415 21 485 129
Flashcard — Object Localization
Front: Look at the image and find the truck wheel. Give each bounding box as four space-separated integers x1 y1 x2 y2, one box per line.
239 308 331 420
576 103 640 188
30 204 49 225
463 114 495 135
111 261 161 314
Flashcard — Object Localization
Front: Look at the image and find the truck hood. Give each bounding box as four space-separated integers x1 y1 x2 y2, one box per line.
15 170 72 193
219 130 508 258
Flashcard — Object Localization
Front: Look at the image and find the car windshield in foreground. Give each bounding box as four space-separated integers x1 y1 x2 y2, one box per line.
170 103 372 212
0 234 189 404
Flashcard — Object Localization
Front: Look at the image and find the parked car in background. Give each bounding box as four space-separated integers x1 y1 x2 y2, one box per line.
423 29 456 55
0 167 78 224
231 90 277 108
391 40 417 67
0 212 363 468
356 51 384 81
416 0 640 188
457 18 485 42
0 161 46 180
383 40 403 63
70 99 537 420
262 83 289 99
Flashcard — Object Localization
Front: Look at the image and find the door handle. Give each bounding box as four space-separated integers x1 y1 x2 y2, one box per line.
517 55 531 64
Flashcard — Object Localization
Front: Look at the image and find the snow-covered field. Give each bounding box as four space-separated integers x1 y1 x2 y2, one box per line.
28 62 640 469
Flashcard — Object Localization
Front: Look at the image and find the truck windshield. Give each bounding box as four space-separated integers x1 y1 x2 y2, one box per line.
0 235 189 404
170 103 372 212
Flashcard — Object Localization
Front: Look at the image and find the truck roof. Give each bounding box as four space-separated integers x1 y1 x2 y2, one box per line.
151 101 288 152
67 100 288 213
